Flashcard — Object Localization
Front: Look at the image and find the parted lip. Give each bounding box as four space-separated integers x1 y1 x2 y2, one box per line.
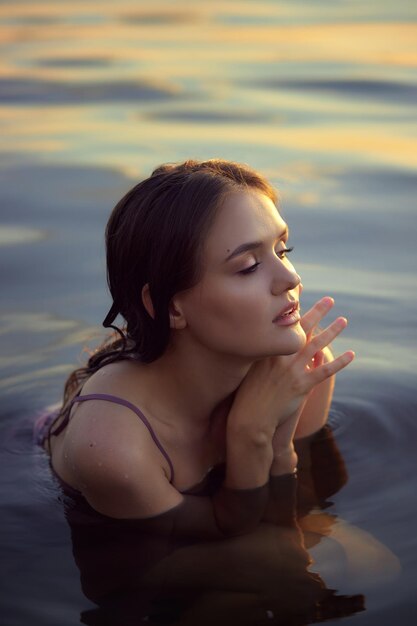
273 300 299 322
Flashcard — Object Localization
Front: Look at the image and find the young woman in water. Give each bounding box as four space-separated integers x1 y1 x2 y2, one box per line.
38 158 354 538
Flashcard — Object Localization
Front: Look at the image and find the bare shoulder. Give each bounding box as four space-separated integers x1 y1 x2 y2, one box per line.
80 358 147 396
64 360 151 444
68 424 183 519
59 360 183 518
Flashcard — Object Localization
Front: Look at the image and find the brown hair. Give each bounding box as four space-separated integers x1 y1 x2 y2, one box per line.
59 158 277 413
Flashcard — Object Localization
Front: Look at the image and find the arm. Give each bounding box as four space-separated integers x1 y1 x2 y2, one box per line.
70 298 351 539
70 421 270 540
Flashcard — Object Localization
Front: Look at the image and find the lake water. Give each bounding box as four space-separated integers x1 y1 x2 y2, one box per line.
1 1 417 624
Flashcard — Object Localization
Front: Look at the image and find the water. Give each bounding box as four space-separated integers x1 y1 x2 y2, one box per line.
1 1 417 624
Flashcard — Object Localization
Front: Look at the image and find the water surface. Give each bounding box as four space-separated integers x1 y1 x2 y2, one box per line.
1 1 416 624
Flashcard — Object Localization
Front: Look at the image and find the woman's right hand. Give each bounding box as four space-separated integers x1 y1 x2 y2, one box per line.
227 297 354 448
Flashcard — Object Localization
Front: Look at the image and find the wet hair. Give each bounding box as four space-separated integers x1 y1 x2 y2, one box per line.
59 158 277 410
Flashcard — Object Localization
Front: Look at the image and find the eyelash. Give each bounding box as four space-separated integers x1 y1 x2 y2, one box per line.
239 247 294 275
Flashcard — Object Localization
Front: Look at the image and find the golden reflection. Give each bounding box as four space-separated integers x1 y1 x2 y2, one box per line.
1 101 415 170
1 0 416 74
1 1 416 172
303 512 401 590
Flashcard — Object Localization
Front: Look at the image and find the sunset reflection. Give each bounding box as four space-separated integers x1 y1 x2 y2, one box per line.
1 2 416 625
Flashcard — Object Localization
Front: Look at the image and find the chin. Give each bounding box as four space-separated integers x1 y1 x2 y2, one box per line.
273 324 307 355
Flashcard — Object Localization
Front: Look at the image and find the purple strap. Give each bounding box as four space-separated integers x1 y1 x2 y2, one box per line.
53 392 175 483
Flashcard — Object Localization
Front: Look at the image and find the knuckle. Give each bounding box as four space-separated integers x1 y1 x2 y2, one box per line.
291 373 306 394
309 337 322 354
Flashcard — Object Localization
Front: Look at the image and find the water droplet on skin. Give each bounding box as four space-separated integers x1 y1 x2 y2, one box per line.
124 474 129 479
97 461 103 467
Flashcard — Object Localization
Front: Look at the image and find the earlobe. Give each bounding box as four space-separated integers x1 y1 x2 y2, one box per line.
141 283 155 319
168 298 187 330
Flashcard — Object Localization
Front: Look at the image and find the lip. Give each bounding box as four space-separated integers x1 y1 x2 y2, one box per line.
273 301 299 323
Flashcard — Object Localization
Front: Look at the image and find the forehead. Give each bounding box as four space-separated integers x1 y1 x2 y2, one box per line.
204 190 286 262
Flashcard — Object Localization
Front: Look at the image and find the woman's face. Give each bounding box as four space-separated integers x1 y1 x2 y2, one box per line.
174 189 306 359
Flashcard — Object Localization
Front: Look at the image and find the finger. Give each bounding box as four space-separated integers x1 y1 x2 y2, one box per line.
313 349 325 368
302 317 348 361
309 350 355 385
305 351 324 372
300 297 334 337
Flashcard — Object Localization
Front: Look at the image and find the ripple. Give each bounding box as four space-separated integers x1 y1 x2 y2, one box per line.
144 109 272 124
119 11 200 25
253 78 417 106
35 56 114 69
0 15 60 26
0 78 179 105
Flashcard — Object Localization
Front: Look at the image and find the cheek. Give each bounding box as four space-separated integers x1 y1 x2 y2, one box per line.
184 280 265 336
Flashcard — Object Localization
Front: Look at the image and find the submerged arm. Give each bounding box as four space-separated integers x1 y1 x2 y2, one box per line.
70 420 273 540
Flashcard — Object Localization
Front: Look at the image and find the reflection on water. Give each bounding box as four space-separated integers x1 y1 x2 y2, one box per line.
51 427 372 625
1 0 417 624
1 2 416 171
0 77 179 104
0 225 46 246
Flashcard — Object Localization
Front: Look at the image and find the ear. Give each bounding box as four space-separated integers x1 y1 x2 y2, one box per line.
168 296 187 330
141 283 155 319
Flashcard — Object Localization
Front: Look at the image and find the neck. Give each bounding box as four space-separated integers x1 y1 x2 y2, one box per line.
137 334 254 431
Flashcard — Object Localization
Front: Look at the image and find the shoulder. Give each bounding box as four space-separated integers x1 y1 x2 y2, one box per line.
62 360 182 518
65 360 163 463
81 358 146 395
67 411 183 519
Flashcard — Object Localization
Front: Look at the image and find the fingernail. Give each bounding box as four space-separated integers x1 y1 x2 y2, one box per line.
322 297 334 307
343 350 355 363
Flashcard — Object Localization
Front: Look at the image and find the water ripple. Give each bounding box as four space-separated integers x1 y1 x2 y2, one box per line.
0 78 179 105
253 78 417 106
35 56 114 69
143 109 272 124
118 10 201 25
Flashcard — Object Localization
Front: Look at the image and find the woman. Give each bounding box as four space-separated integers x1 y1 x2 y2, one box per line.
37 158 354 538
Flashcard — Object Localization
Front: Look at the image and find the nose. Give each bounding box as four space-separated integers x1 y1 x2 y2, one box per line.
271 262 301 295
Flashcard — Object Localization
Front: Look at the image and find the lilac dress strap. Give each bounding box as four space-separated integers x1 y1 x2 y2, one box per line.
57 392 175 483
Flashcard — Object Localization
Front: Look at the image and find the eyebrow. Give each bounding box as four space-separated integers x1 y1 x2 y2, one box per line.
224 226 289 263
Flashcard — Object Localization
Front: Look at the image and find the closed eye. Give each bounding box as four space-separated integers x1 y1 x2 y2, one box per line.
239 246 294 275
239 262 261 275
